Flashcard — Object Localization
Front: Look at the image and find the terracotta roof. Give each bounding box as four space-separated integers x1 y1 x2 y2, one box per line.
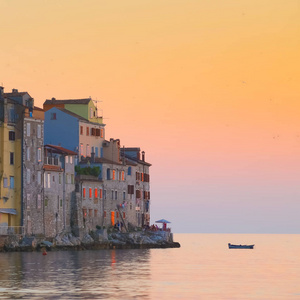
45 144 78 155
43 165 63 172
44 98 91 105
33 106 44 111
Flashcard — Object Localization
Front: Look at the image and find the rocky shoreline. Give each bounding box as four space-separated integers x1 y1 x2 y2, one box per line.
0 230 180 252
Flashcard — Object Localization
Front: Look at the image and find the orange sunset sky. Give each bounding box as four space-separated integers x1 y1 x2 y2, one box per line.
1 0 300 232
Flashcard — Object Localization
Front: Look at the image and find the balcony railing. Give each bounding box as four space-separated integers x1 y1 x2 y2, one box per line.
0 226 24 235
44 157 59 165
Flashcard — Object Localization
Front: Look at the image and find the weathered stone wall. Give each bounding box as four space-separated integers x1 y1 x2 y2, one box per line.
23 117 44 236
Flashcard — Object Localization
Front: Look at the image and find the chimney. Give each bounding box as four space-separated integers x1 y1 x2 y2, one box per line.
142 151 145 162
12 88 18 93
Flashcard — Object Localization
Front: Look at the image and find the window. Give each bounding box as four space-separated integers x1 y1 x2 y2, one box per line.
60 199 63 207
100 189 103 199
111 190 114 200
53 175 55 182
123 192 126 200
115 191 118 200
112 170 116 180
10 176 14 189
70 156 73 164
59 173 62 184
100 129 103 138
27 147 30 160
94 209 98 217
122 171 125 181
37 148 41 162
116 211 119 218
9 131 15 141
65 174 68 184
128 167 132 176
86 127 89 136
50 113 56 120
94 188 98 198
104 211 106 218
123 212 126 219
128 185 134 194
27 194 30 208
83 209 87 217
10 152 14 165
65 156 69 163
45 197 48 207
27 169 30 184
80 126 83 135
103 189 106 200
89 188 92 198
37 194 41 209
47 173 50 188
83 187 86 198
95 147 99 157
80 144 84 157
89 209 93 217
107 168 111 180
37 171 41 185
3 177 7 188
27 123 31 136
136 190 141 198
37 125 41 138
96 129 100 136
71 174 74 184
86 145 90 157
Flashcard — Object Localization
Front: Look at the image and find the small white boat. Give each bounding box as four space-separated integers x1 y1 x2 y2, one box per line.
228 243 254 249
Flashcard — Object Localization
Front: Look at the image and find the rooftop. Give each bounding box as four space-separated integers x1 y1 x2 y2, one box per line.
45 144 78 155
44 98 91 105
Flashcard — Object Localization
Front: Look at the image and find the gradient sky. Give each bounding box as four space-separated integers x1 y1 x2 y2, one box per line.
1 0 300 233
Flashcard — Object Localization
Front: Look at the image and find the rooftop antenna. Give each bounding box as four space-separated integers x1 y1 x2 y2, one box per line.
92 98 103 116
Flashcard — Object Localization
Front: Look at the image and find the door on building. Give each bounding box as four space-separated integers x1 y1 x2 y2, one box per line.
141 213 144 227
111 211 115 226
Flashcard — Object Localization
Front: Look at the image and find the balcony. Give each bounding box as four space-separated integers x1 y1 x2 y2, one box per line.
44 156 59 166
0 226 24 235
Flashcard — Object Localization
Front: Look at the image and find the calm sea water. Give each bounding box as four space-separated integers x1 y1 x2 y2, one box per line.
0 233 299 299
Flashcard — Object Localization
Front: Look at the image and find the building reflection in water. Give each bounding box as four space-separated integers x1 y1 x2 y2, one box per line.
0 249 151 299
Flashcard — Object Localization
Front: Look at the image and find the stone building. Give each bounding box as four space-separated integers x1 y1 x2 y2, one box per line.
23 106 44 235
120 148 151 227
0 87 44 235
78 140 151 231
43 145 77 238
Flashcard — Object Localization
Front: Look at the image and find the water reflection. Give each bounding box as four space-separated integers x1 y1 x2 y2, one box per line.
0 249 151 299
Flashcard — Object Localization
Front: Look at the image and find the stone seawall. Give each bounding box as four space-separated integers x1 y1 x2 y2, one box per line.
0 230 180 252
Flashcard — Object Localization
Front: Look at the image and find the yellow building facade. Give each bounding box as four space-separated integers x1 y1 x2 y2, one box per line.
0 98 22 230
